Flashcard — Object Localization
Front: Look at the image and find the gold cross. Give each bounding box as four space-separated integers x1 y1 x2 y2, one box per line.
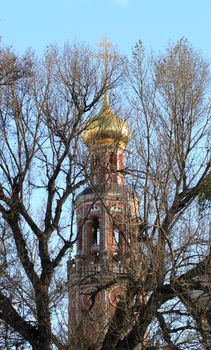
95 36 116 79
96 36 113 65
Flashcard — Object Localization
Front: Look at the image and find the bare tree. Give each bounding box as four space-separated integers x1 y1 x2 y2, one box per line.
100 38 210 350
0 39 210 350
0 42 121 350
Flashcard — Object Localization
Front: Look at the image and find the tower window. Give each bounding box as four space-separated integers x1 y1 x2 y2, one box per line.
109 152 117 171
90 218 100 253
91 219 100 262
114 228 120 247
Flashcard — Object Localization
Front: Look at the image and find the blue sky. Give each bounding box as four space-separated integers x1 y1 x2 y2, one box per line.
0 0 210 60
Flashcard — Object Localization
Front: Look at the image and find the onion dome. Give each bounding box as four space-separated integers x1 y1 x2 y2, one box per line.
83 93 130 149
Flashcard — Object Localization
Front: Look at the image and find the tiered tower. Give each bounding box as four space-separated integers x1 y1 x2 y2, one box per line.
68 39 139 346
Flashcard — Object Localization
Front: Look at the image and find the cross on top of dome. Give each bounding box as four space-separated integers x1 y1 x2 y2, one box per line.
95 36 116 81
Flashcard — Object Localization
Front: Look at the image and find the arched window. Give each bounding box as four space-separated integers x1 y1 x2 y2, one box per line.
112 215 126 255
109 151 117 172
113 227 122 251
92 218 100 262
90 218 100 254
114 228 120 246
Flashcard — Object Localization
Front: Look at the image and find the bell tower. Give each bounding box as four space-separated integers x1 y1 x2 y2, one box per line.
68 38 139 347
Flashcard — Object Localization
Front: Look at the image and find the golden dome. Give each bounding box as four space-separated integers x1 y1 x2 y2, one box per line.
83 93 130 149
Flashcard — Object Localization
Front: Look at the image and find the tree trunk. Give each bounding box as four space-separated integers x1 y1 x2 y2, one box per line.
34 284 51 350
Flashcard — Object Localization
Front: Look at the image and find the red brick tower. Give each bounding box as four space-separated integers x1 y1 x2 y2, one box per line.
68 91 140 346
68 38 139 347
